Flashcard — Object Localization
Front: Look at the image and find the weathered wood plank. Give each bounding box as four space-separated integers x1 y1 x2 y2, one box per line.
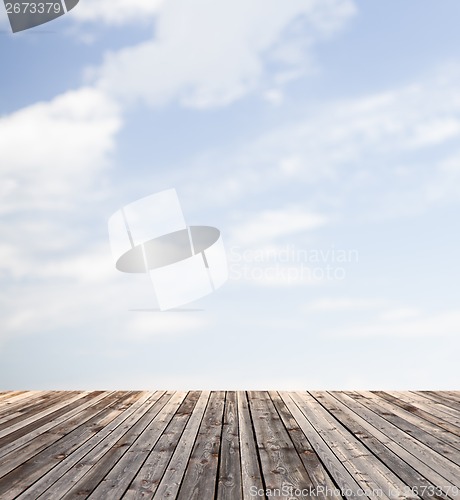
269 391 339 500
248 391 323 499
0 392 72 433
123 391 200 499
297 392 403 499
0 392 93 443
421 392 460 411
369 392 460 451
314 391 443 500
348 392 460 475
217 391 242 500
376 391 460 437
332 392 459 495
0 390 458 500
58 392 175 499
0 391 65 417
280 392 362 499
0 391 45 408
411 392 460 418
18 391 159 500
0 392 129 478
407 392 460 426
0 391 112 460
0 392 25 403
443 392 460 405
237 391 265 500
153 391 210 499
0 392 48 419
0 392 139 499
176 391 225 500
86 392 188 499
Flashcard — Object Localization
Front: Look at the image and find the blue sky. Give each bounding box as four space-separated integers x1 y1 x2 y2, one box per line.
1 0 459 389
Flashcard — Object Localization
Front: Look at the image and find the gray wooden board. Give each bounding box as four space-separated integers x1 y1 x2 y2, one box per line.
59 391 175 499
0 391 458 500
422 392 460 410
296 392 401 498
153 391 210 500
410 392 460 418
176 391 225 500
86 392 188 499
314 391 438 500
248 391 314 499
217 391 242 500
368 392 460 451
0 392 137 500
0 391 113 460
237 391 265 500
375 391 460 437
280 391 362 499
25 392 161 500
348 392 460 473
0 392 138 499
124 391 201 499
269 391 339 499
333 392 460 496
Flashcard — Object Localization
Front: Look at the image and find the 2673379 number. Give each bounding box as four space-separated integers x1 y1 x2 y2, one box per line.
5 2 62 14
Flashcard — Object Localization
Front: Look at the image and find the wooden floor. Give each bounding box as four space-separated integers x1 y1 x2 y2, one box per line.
0 391 459 499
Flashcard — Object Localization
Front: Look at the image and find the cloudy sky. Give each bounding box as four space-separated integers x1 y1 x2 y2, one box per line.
1 0 459 389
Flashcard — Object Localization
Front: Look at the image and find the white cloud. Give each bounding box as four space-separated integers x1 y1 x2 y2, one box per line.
279 156 303 176
1 279 117 339
304 297 386 313
229 207 327 246
0 87 123 344
127 313 210 340
420 149 460 203
72 0 164 25
378 307 421 322
36 245 114 284
408 117 460 148
263 89 285 106
304 300 458 338
261 68 460 176
0 85 122 287
3 0 460 390
0 87 121 214
175 63 460 219
302 299 458 339
94 0 356 108
440 152 460 174
327 310 460 338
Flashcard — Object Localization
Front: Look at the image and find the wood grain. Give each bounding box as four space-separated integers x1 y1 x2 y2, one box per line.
0 391 457 499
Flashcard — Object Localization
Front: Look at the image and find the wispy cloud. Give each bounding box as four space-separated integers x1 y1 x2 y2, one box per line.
72 0 164 25
378 307 421 322
0 88 123 345
229 207 327 246
93 0 356 108
174 63 460 220
2 1 460 389
127 313 210 340
326 310 460 338
0 87 121 214
304 297 386 313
